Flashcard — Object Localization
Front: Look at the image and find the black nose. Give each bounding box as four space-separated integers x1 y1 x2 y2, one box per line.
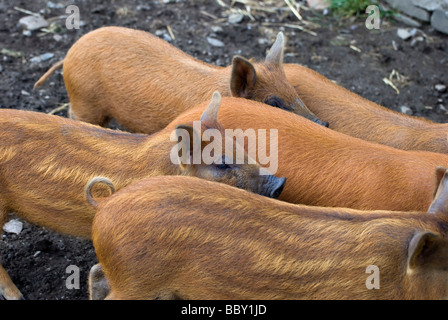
270 177 286 199
313 118 329 127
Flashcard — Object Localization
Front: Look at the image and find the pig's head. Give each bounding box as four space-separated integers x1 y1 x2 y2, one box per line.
172 91 286 198
403 167 448 299
229 32 329 127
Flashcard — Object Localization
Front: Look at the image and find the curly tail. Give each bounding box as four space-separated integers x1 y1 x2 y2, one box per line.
33 59 64 89
85 177 116 208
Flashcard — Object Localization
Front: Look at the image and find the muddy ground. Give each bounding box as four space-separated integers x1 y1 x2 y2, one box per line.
0 0 447 300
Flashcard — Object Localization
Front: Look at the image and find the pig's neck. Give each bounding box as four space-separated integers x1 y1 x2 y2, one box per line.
142 132 184 177
212 67 233 97
174 53 232 98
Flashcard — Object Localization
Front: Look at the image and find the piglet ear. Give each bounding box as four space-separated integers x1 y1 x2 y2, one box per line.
265 32 285 66
200 91 221 123
230 56 257 99
407 231 443 273
175 124 201 170
427 167 448 215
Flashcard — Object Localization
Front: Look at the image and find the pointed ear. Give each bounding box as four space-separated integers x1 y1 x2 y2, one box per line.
201 91 221 123
407 231 442 272
265 32 285 66
175 124 201 170
427 167 448 215
230 56 257 99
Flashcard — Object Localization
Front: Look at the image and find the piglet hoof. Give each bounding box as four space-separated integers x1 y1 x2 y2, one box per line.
0 288 24 300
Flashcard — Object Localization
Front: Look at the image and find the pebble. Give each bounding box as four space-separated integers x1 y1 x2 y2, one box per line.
30 52 55 64
307 0 330 10
211 26 223 33
3 219 23 235
18 15 49 31
410 36 424 47
47 1 65 9
393 13 422 27
431 10 448 35
207 37 225 47
412 0 448 12
136 5 151 11
0 64 3 73
392 40 399 50
386 0 430 21
258 38 269 45
154 30 172 42
435 84 447 92
397 28 412 40
400 105 413 115
228 13 244 24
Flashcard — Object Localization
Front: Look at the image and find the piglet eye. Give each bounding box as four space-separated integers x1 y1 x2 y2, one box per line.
264 96 286 109
217 163 230 170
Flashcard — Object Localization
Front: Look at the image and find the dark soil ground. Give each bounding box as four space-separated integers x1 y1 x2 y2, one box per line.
0 0 447 300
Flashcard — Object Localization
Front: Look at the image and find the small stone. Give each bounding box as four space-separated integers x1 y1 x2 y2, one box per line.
21 90 30 96
18 15 49 31
228 13 244 24
207 37 225 47
47 1 65 9
435 84 447 92
136 5 151 11
162 34 172 42
386 0 430 21
410 36 424 47
392 40 399 50
307 0 330 10
400 106 413 115
393 13 422 27
397 28 412 40
53 34 62 41
3 219 23 235
154 29 172 41
22 30 32 37
0 64 3 73
431 10 448 35
412 0 448 11
258 38 269 45
30 52 54 63
409 28 419 37
211 26 223 33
